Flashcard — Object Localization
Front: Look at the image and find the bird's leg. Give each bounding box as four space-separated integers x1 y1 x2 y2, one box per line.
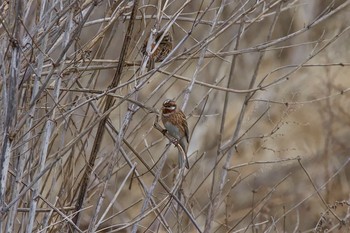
167 135 179 146
170 137 179 146
161 128 179 147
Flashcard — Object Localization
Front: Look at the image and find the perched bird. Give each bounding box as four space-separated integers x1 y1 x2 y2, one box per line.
161 99 190 169
141 31 173 70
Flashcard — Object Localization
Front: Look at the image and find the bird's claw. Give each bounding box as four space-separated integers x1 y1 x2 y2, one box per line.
170 137 179 146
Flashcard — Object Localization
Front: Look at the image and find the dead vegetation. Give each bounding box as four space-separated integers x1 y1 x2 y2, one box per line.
1 0 350 232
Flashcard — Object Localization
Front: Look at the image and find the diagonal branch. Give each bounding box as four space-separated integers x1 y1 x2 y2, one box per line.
72 0 139 226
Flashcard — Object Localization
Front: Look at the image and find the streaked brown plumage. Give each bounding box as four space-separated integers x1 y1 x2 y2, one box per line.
142 32 173 70
161 99 190 169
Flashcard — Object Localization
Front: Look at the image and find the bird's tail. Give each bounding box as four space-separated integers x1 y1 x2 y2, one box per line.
178 145 189 169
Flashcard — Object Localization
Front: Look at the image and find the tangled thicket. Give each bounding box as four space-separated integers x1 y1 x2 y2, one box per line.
1 0 350 232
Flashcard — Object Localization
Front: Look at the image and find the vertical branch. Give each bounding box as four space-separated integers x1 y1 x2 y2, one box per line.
203 18 244 233
25 3 76 233
0 0 22 228
72 0 139 226
204 2 283 232
87 103 137 232
94 163 136 229
130 148 169 233
182 0 224 110
5 0 53 231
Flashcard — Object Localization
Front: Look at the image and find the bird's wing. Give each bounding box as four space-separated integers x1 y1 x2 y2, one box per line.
180 111 189 143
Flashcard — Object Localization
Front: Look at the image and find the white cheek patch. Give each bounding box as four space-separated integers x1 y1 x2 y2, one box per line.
169 106 176 110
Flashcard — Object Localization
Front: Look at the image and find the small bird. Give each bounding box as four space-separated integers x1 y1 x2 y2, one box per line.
141 31 173 70
161 99 190 169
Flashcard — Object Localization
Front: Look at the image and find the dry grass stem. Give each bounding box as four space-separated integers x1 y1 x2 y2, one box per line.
1 0 350 232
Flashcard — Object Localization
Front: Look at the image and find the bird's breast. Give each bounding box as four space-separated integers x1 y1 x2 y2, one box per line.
163 121 182 140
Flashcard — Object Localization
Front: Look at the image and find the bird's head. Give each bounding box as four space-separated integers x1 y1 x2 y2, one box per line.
161 99 177 114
